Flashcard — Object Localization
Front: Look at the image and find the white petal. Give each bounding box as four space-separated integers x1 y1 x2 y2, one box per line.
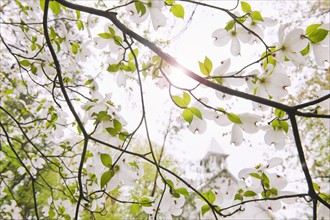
93 37 108 49
268 173 288 189
214 113 231 126
212 58 231 76
249 24 264 44
126 3 149 23
117 73 126 87
225 77 244 87
159 192 171 212
322 118 330 130
151 0 164 9
316 90 330 110
312 43 330 66
285 28 309 52
230 36 241 56
318 203 330 220
260 200 282 212
285 51 305 67
237 27 252 43
150 9 166 30
278 191 298 204
278 24 287 45
215 90 232 100
265 73 290 99
261 17 278 27
238 168 256 179
142 205 155 214
212 29 231 47
239 113 260 134
265 157 283 169
188 118 207 134
264 129 286 149
231 124 243 146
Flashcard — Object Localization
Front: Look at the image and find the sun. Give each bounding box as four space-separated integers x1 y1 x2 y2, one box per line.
167 66 198 89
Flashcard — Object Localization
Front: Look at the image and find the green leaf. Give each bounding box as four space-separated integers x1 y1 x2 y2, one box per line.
128 162 139 169
127 62 137 72
49 26 57 40
5 88 13 95
100 153 112 168
98 32 113 39
260 190 268 198
165 0 175 4
49 1 61 15
201 204 210 216
262 49 277 68
95 111 111 121
30 44 36 51
84 79 93 86
227 113 242 124
106 127 117 136
130 204 141 215
243 190 257 197
31 65 37 74
20 60 30 67
182 109 193 124
135 2 146 16
113 119 122 132
71 42 79 55
176 187 189 197
189 107 202 120
40 0 45 11
172 96 187 108
279 121 289 133
306 24 322 36
76 10 81 19
107 63 120 72
271 119 279 130
201 190 216 203
199 56 213 76
274 109 285 118
250 11 263 21
128 48 139 60
140 197 152 207
76 20 84 31
270 188 278 196
261 173 270 189
183 92 191 105
312 182 320 192
32 36 37 43
308 28 329 43
225 20 235 31
250 172 261 179
77 124 82 135
300 43 310 56
100 170 114 189
48 208 55 219
204 56 213 75
234 193 243 201
165 179 175 188
170 4 185 19
241 1 251 13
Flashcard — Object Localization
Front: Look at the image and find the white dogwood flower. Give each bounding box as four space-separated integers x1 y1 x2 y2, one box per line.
126 0 166 30
275 25 309 66
231 113 261 146
211 58 245 100
212 26 251 56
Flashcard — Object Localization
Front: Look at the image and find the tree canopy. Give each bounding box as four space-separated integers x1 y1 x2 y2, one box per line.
0 0 329 219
